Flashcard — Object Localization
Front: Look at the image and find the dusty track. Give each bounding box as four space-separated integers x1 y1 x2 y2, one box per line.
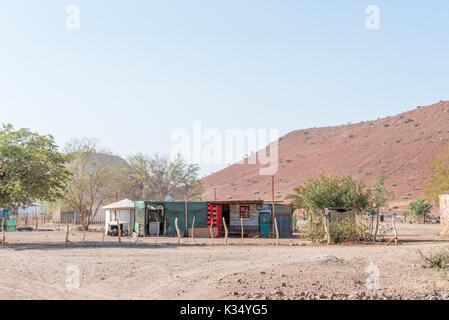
0 223 448 300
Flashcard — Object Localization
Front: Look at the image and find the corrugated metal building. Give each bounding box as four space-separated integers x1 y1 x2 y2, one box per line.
134 200 293 238
134 201 209 237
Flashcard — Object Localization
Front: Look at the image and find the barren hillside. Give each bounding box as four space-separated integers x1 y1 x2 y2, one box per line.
202 101 449 211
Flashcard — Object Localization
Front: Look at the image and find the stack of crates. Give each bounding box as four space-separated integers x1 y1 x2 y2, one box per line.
207 204 222 237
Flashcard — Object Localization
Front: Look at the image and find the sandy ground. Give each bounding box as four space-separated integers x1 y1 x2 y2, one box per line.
1 222 449 300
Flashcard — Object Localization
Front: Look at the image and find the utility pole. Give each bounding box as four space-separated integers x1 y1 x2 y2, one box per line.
271 175 275 237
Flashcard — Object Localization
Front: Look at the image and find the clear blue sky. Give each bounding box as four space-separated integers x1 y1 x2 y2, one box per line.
1 1 448 176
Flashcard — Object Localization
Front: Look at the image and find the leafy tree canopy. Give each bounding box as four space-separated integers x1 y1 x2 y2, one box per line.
287 173 372 214
426 144 449 204
0 124 69 208
63 137 120 229
369 175 395 214
409 197 432 222
124 153 201 201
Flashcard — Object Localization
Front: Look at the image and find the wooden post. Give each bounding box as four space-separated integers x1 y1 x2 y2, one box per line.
274 216 280 246
323 215 331 245
240 217 244 246
1 217 5 246
156 218 160 238
192 216 196 245
102 229 105 245
175 217 181 245
386 217 399 246
116 217 122 246
65 218 70 247
393 218 398 245
271 176 275 236
222 217 228 246
185 199 188 238
209 223 214 245
155 218 160 244
163 218 167 236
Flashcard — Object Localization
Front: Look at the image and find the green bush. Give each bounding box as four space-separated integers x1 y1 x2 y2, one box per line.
292 213 299 231
298 217 369 244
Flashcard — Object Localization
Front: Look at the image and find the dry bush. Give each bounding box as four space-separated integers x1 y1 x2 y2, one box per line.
417 248 449 270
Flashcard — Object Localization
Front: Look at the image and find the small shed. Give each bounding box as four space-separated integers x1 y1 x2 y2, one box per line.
134 200 293 238
103 199 135 235
209 201 293 238
211 200 264 236
440 195 449 236
326 208 356 223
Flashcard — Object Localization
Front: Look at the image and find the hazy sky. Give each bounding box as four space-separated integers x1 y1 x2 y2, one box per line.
1 1 448 176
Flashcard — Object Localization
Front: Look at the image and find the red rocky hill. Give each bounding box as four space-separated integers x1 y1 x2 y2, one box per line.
202 101 449 212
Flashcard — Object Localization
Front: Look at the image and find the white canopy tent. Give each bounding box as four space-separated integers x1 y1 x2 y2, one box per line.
103 199 135 235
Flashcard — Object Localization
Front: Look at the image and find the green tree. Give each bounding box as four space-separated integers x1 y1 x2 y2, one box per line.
369 175 395 241
302 174 371 214
124 153 202 201
0 124 69 209
289 173 371 244
285 187 305 211
425 144 449 204
409 197 432 223
64 138 121 230
124 153 153 200
184 180 205 201
148 154 200 200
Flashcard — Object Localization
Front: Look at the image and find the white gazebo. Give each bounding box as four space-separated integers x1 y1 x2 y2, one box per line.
103 199 135 235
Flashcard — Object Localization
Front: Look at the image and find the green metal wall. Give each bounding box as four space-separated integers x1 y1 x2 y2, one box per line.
134 201 208 237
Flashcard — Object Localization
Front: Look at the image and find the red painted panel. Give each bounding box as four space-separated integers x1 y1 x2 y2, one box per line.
207 204 223 237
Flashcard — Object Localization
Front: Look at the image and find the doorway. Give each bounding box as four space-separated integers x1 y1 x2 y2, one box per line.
222 204 230 229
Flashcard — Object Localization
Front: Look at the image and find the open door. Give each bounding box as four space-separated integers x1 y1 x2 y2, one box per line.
259 211 271 237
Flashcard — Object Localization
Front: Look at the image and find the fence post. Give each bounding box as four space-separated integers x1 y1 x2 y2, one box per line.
1 218 5 246
240 218 244 246
175 217 181 245
274 217 280 246
192 216 196 245
65 218 70 247
222 218 228 246
116 217 122 246
209 223 214 245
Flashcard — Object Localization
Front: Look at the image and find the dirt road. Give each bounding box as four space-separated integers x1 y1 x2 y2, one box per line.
0 223 448 300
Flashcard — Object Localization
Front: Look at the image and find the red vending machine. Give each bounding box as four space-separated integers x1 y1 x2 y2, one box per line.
207 204 223 237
